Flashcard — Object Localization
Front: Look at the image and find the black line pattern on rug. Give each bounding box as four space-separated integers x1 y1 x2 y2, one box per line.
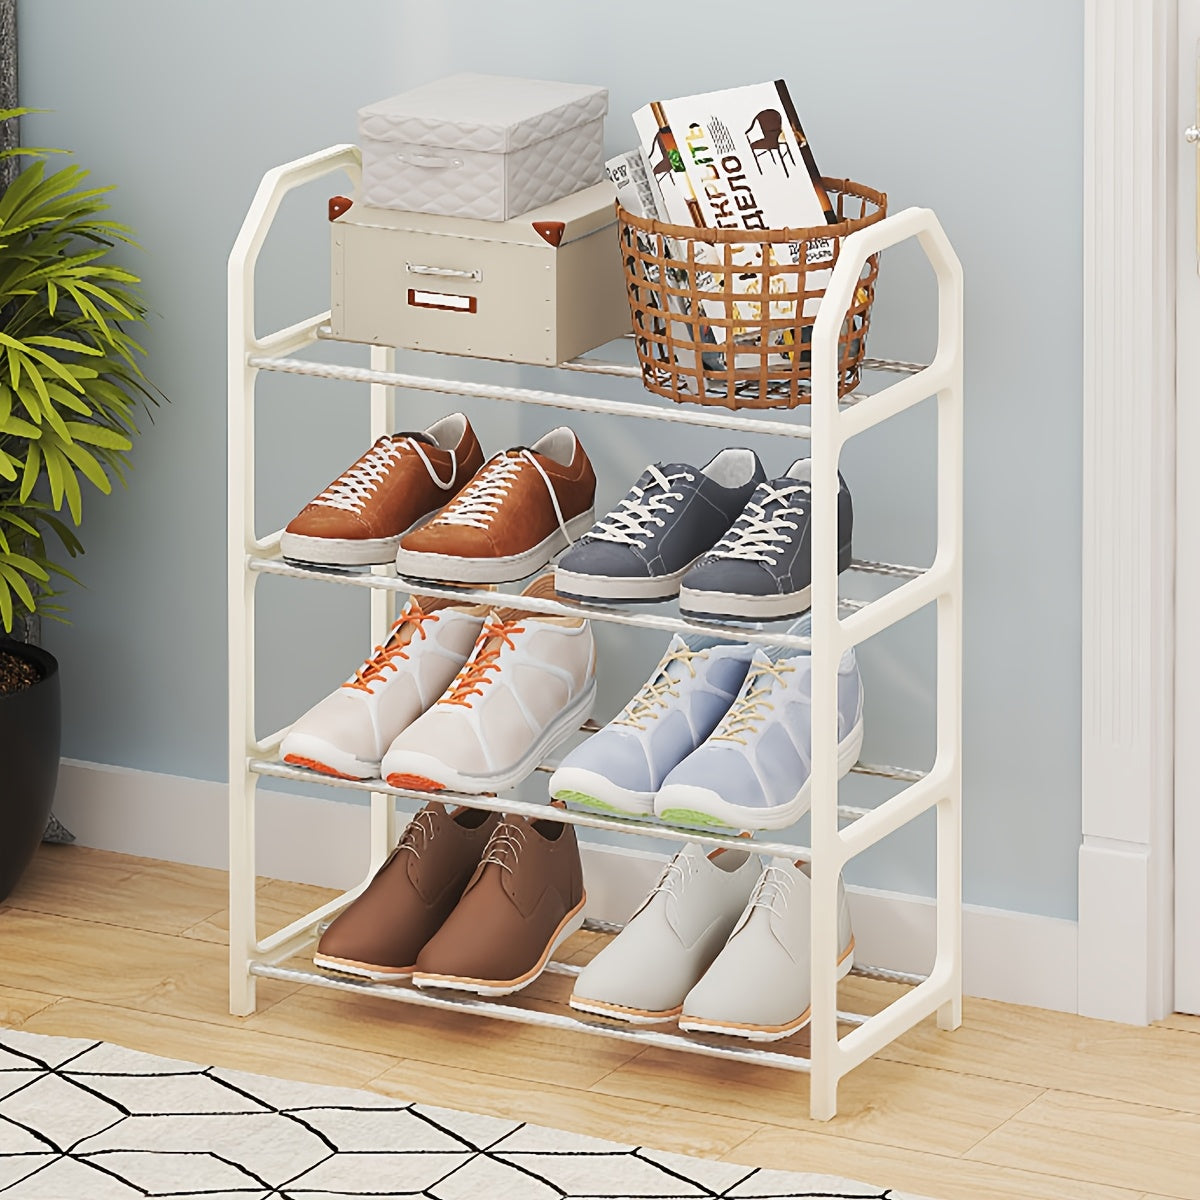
0 1031 916 1199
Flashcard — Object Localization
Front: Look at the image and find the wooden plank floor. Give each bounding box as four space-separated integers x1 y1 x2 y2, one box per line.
2 844 1197 1200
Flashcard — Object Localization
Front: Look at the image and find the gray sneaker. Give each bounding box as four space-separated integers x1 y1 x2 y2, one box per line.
547 633 754 817
679 459 853 622
554 449 765 603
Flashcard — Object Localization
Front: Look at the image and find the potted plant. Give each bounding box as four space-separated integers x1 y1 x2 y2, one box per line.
0 107 160 900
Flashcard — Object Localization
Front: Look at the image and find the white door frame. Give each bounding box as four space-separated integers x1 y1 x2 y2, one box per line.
1080 0 1178 1023
1174 2 1200 1015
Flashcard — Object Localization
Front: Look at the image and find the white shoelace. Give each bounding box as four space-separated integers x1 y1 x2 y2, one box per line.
433 450 573 544
748 863 796 917
708 482 808 567
710 659 795 745
479 820 527 875
585 465 695 549
613 645 703 730
649 851 697 913
314 437 456 514
393 807 440 862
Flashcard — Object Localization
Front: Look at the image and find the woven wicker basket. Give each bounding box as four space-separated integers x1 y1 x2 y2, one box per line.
618 178 887 410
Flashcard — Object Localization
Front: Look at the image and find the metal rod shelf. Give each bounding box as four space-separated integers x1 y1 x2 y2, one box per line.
248 755 917 859
249 960 819 1070
245 555 929 653
250 353 827 440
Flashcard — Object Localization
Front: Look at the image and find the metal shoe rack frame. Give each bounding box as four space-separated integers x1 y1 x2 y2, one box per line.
227 144 964 1121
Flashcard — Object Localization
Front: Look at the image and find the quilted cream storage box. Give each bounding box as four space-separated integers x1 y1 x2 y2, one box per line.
329 181 630 366
357 74 608 221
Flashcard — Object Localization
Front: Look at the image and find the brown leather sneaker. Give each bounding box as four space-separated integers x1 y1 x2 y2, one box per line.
394 426 596 584
281 413 485 567
312 802 499 980
412 813 586 996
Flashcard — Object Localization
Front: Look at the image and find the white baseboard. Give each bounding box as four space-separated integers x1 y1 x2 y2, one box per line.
52 759 1077 1014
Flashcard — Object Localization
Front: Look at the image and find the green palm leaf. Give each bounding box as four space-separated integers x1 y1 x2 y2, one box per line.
0 120 164 631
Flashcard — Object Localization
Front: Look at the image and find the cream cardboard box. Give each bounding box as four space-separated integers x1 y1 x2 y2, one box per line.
329 181 631 366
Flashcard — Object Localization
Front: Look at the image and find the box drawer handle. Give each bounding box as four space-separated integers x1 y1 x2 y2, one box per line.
406 262 482 282
396 152 463 169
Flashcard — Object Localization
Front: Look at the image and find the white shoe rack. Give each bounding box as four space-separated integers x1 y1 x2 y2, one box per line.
227 143 963 1121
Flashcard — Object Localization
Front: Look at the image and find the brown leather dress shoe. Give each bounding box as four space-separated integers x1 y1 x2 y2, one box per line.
412 814 586 996
313 802 499 980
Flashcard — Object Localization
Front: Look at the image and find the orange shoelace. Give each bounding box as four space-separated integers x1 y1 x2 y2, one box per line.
343 602 438 693
439 618 525 707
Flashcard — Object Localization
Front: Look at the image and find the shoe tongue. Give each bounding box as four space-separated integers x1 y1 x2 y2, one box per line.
679 631 727 653
769 473 810 492
763 614 812 662
391 431 436 446
748 647 776 670
385 596 448 649
496 573 578 626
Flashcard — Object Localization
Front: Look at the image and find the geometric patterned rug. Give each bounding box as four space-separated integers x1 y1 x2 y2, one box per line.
0 1030 936 1199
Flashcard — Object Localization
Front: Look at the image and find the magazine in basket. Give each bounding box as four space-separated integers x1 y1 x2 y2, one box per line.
632 79 836 340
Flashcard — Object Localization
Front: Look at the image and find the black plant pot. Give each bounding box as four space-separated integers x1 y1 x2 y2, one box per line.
0 639 60 902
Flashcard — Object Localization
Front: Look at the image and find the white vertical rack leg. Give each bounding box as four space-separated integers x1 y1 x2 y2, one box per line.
807 211 964 1119
933 229 965 1031
226 145 363 1015
806 244 844 1121
368 345 398 870
227 290 259 1018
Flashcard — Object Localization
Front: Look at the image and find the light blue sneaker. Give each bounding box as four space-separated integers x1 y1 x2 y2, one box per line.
654 621 864 831
548 634 754 817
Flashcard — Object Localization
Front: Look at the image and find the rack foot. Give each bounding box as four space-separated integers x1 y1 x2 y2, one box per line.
937 993 962 1030
808 1071 840 1122
229 972 257 1018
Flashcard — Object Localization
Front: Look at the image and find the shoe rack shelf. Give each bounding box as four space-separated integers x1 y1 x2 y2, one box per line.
227 143 963 1121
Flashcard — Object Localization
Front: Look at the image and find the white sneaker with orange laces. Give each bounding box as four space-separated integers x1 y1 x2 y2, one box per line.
381 576 596 794
280 596 487 780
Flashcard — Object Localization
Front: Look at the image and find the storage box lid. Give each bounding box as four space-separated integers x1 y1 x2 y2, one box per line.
358 73 608 154
336 180 618 248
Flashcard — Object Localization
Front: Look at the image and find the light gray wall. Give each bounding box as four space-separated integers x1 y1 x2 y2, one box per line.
19 0 1082 919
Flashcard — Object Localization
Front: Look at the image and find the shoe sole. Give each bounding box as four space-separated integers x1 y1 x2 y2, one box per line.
280 532 404 568
384 681 598 795
554 555 702 604
280 509 438 569
654 715 864 832
395 509 596 585
312 953 416 982
547 767 655 818
281 733 379 782
677 543 852 622
677 939 855 1041
679 584 813 623
411 894 587 997
568 995 683 1024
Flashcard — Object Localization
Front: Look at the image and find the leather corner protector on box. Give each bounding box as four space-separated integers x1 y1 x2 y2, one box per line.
329 182 631 366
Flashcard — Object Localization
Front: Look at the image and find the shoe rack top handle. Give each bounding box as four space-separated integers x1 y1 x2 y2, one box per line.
809 207 964 448
228 143 363 356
